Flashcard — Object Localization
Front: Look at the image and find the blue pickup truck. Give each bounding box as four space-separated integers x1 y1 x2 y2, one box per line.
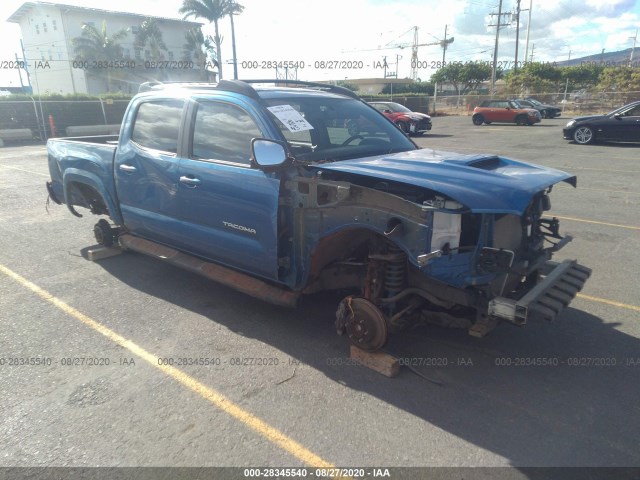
46 80 590 351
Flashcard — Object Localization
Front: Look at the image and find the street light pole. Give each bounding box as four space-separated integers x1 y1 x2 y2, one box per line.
229 9 238 79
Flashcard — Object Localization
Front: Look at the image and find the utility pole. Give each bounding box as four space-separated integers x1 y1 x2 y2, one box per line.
514 0 521 71
563 50 571 107
442 24 448 64
629 29 638 67
15 53 25 89
489 0 510 93
529 43 535 62
524 0 533 65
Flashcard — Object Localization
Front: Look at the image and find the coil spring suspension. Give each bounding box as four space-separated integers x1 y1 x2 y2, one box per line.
385 244 407 297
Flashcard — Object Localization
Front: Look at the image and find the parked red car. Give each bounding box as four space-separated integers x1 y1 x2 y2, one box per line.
369 101 432 135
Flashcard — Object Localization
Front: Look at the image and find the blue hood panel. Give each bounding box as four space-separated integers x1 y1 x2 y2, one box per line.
313 149 576 215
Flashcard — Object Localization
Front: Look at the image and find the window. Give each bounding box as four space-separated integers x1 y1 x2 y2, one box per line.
43 22 48 33
624 105 640 117
35 24 40 34
191 102 263 164
52 20 57 31
123 48 130 59
134 48 142 60
131 100 184 153
86 21 95 27
168 51 174 61
131 25 139 34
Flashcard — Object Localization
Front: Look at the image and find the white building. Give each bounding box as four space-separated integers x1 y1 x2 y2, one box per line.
8 2 209 95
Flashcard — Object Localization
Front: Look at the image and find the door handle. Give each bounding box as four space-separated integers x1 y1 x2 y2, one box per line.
179 176 201 187
119 164 137 173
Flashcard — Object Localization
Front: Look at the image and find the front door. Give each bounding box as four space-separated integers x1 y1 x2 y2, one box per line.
175 99 281 281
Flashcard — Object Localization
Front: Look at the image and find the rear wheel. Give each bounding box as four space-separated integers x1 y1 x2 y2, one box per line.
541 109 548 118
515 115 527 126
573 126 594 144
472 114 484 126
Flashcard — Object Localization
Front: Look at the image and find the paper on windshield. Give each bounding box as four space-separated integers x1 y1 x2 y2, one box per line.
267 105 314 132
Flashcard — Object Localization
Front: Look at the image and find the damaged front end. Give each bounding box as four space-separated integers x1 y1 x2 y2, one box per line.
293 151 591 351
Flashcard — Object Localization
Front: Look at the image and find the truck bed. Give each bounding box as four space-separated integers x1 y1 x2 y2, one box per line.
47 135 120 221
51 134 119 145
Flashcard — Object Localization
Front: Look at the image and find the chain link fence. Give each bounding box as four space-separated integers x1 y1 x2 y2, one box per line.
361 91 640 117
1 91 638 145
0 99 130 143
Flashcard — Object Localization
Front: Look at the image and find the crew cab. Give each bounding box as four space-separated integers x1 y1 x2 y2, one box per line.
46 80 590 351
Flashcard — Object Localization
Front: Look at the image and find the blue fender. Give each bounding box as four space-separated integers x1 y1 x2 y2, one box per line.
62 168 123 224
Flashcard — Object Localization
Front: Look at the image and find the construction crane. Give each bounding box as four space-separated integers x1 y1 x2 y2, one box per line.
376 26 454 80
343 26 454 80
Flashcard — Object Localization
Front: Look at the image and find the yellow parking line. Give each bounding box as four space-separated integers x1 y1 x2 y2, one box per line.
0 165 49 177
550 215 640 230
557 184 640 196
577 293 640 313
0 263 335 468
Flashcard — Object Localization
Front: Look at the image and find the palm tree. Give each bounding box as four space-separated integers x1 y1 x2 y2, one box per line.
72 21 129 91
135 18 168 61
182 27 209 80
227 1 244 79
179 0 244 80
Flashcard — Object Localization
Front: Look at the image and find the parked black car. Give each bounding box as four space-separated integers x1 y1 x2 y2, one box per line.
514 98 561 118
563 100 640 145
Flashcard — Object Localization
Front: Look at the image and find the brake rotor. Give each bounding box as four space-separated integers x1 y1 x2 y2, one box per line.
343 297 388 352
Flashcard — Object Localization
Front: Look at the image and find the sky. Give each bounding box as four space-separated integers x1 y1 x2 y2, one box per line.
0 0 639 88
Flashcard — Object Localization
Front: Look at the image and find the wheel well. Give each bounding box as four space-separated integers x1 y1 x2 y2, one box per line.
308 228 378 280
67 182 109 215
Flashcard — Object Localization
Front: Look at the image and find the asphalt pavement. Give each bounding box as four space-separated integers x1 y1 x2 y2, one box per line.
0 116 639 475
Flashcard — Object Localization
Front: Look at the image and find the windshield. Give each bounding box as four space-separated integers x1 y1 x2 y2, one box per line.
264 97 417 162
386 102 412 113
527 98 543 106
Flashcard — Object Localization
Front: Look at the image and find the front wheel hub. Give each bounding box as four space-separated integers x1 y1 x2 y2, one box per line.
337 297 388 352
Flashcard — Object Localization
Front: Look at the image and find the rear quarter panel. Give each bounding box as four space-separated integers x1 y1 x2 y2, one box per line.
47 138 122 224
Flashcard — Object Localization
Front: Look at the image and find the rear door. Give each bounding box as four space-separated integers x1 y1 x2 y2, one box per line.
175 98 282 281
114 99 185 246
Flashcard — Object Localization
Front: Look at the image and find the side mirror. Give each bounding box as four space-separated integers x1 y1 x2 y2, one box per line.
251 138 288 168
613 113 623 120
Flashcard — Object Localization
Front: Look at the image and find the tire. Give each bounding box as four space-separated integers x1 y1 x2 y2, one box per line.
484 121 492 125
396 121 409 133
573 126 594 145
515 115 527 126
472 114 484 126
541 109 548 119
